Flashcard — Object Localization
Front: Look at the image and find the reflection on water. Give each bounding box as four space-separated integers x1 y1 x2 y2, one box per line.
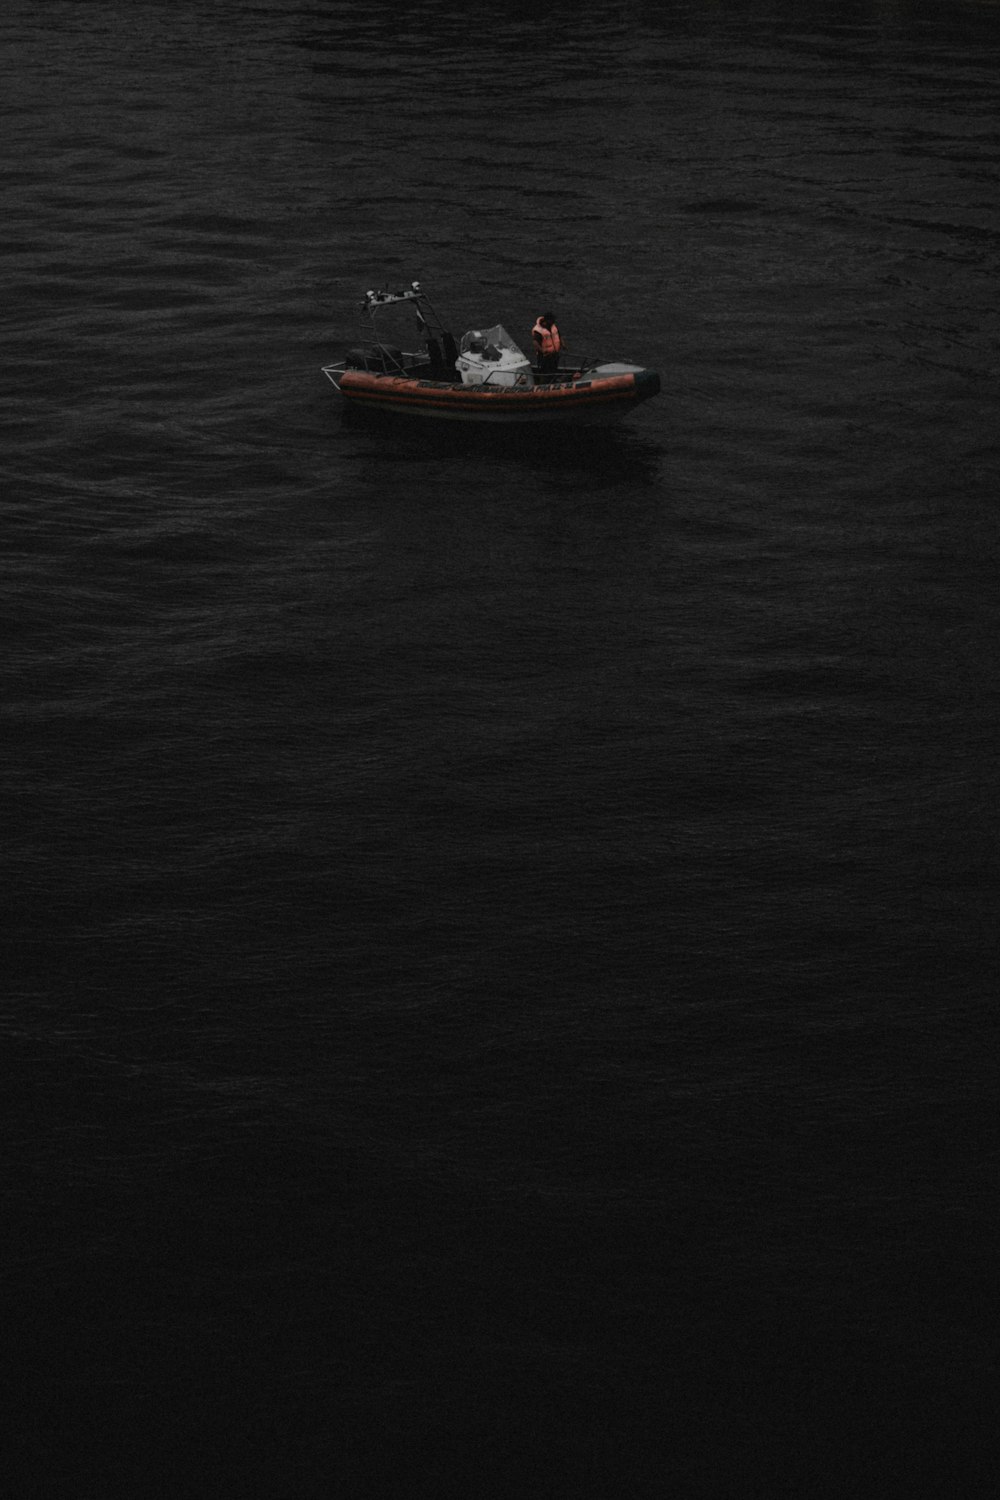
339 405 666 484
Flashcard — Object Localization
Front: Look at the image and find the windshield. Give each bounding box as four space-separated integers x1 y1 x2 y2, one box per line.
459 325 527 359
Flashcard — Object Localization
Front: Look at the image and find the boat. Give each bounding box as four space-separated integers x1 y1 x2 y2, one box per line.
321 283 660 425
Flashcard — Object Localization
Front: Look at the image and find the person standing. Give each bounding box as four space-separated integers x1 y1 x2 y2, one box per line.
531 311 562 375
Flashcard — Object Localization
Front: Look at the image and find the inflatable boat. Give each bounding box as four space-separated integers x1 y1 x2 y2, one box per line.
321 283 660 426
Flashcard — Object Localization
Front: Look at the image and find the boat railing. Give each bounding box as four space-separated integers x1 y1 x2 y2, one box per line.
553 351 598 373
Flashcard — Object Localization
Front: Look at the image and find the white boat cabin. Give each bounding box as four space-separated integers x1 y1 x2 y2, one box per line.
455 326 534 388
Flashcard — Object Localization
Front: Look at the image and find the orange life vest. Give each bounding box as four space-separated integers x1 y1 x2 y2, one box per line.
532 318 561 356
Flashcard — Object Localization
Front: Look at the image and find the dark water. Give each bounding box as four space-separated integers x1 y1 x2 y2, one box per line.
4 0 998 1491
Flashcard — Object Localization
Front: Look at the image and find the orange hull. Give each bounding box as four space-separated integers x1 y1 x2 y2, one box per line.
336 368 661 425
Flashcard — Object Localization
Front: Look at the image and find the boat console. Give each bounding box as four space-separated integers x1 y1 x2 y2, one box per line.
455 326 534 388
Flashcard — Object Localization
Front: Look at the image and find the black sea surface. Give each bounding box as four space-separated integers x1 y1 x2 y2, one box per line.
4 1 998 1492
